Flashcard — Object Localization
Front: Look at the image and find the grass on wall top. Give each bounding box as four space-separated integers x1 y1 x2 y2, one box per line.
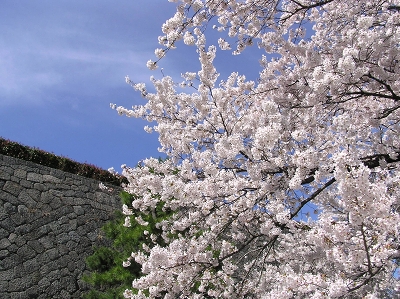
0 136 127 186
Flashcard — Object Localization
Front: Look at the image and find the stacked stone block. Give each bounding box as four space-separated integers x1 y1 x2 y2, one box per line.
0 154 122 298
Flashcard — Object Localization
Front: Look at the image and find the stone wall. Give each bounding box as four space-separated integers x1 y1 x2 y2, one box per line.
0 154 123 298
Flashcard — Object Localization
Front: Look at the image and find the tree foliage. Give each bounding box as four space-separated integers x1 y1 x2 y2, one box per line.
83 191 172 298
113 0 400 298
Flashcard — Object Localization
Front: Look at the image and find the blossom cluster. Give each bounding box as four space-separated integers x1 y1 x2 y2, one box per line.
114 0 400 298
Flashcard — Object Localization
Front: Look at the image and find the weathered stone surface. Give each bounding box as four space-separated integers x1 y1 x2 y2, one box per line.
3 181 23 196
4 202 16 214
0 166 12 180
0 227 9 238
14 169 27 179
26 172 43 183
0 218 15 231
17 190 38 208
19 179 33 188
73 205 84 216
0 154 122 298
43 174 61 183
0 238 11 249
0 249 8 258
17 244 36 259
27 239 44 254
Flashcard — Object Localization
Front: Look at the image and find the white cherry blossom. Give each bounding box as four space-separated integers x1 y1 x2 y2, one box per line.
116 1 400 298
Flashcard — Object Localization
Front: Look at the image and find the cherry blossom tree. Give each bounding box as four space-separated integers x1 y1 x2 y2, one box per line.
112 0 400 298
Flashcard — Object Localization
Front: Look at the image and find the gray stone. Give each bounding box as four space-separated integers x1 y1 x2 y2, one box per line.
40 191 53 204
35 203 52 216
59 205 74 215
14 236 26 247
57 232 70 244
69 261 79 274
14 169 27 179
0 268 14 281
73 205 84 216
8 232 17 242
69 219 78 230
0 279 9 293
32 225 51 240
10 212 25 226
2 155 18 164
0 189 19 206
37 276 51 292
7 244 18 254
26 188 41 200
4 202 16 214
43 174 61 183
68 251 79 261
0 217 15 231
0 249 8 258
58 215 69 225
49 197 62 210
0 167 12 180
0 153 123 298
64 189 76 197
49 222 62 234
17 204 28 214
10 175 20 183
17 190 38 208
67 212 77 219
59 289 71 298
0 227 8 238
49 168 65 179
49 189 64 197
3 181 23 196
34 182 47 191
0 210 8 222
39 259 58 273
27 239 44 254
86 192 95 200
25 286 39 298
38 235 54 249
46 278 61 296
19 179 33 188
68 230 80 242
23 258 40 274
2 255 18 269
27 172 43 183
64 273 77 289
65 240 78 250
14 224 31 235
57 255 70 268
17 244 36 259
8 277 28 292
9 292 28 299
58 244 69 255
0 238 11 249
45 248 59 261
57 183 71 190
87 231 99 242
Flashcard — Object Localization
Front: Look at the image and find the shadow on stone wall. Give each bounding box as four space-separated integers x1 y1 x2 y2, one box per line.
0 154 123 298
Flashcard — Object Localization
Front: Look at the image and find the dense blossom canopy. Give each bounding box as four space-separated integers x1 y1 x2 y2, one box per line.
112 0 400 298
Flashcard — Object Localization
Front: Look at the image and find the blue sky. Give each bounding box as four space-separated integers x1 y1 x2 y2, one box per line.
0 0 263 172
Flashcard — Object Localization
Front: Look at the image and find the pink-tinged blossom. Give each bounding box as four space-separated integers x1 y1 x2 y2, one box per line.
123 216 131 228
146 60 158 70
114 0 400 298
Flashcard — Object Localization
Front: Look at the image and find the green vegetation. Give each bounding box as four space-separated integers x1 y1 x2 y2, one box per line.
0 136 127 186
83 191 172 299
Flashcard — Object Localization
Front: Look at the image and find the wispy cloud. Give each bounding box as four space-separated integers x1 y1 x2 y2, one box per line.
0 0 176 107
0 0 179 169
